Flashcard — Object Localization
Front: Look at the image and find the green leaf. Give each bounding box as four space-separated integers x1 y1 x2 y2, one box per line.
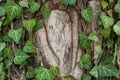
0 42 6 52
113 21 120 36
90 55 118 78
3 48 13 59
88 31 99 42
100 12 114 28
0 21 2 30
5 59 12 69
14 49 29 65
81 7 93 22
79 54 91 69
8 28 23 43
0 63 5 80
61 0 76 5
23 40 36 53
94 45 102 55
4 1 23 22
19 0 29 8
100 28 111 38
41 6 51 18
79 32 91 49
2 33 12 42
22 19 36 34
26 66 35 79
50 66 59 76
35 67 55 80
102 0 108 9
82 74 91 80
29 0 40 14
42 0 46 3
107 9 113 17
114 4 120 13
34 21 43 31
109 0 113 3
0 6 5 16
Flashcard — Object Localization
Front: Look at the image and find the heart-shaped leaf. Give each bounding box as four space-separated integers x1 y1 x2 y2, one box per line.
102 0 108 9
19 0 29 8
23 40 36 53
22 19 36 34
0 42 6 52
41 6 51 18
8 28 23 43
113 21 120 36
81 7 93 22
88 31 99 42
14 49 29 65
29 0 40 14
0 6 5 16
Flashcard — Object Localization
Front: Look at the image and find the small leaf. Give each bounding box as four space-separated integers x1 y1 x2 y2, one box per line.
14 49 29 65
5 59 12 69
0 6 5 16
81 7 93 22
100 28 111 38
33 21 43 31
2 33 12 42
26 66 35 79
0 42 6 52
94 45 102 55
82 74 91 80
0 63 5 80
102 0 108 9
100 12 114 28
50 66 59 76
35 67 55 80
4 1 23 22
107 9 113 17
22 19 36 34
3 48 13 59
29 0 40 14
19 0 29 8
41 6 51 18
88 31 99 42
79 54 91 69
113 21 120 36
114 4 120 13
23 40 36 53
90 55 118 78
8 28 23 43
61 0 76 5
79 32 91 49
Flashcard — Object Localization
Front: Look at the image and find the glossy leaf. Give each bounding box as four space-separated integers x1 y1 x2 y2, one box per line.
22 19 36 34
61 0 76 5
8 28 23 43
81 7 93 22
94 45 102 55
34 21 43 31
88 31 99 42
26 66 35 79
79 32 91 49
113 21 120 36
19 0 29 8
29 0 40 14
14 49 29 65
23 40 36 53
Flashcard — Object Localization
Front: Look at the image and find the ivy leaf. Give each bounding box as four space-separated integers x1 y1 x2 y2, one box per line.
0 21 2 30
100 28 111 38
0 63 5 80
2 33 12 42
19 0 29 8
79 32 91 49
81 7 93 22
26 66 35 79
107 9 113 17
102 0 108 9
22 19 36 34
4 1 23 22
8 28 23 43
113 21 120 36
14 49 29 65
35 67 55 80
109 0 113 3
61 0 76 5
0 6 5 16
3 48 13 59
94 45 102 55
29 0 40 14
0 42 6 52
100 12 114 28
88 31 99 42
114 4 120 13
5 59 12 69
50 66 59 76
82 74 91 80
79 54 91 69
33 21 43 31
41 6 51 18
23 40 36 53
90 55 118 78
